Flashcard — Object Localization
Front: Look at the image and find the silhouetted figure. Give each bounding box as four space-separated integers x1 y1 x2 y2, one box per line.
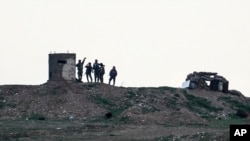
85 62 93 83
109 66 117 86
76 57 86 82
99 63 105 83
93 59 100 82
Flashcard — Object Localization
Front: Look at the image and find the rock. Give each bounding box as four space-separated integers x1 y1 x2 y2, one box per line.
69 115 75 120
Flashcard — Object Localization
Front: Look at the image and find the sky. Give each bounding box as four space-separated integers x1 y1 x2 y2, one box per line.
0 0 249 97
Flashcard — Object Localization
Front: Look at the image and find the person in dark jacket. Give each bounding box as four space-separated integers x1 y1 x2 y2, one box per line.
76 57 86 81
99 63 105 83
85 62 93 83
109 66 117 86
93 59 100 82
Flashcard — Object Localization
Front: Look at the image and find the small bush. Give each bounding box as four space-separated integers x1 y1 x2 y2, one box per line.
236 109 248 118
218 97 250 112
105 112 113 119
126 90 136 99
119 116 130 123
92 96 129 116
158 86 177 93
6 101 17 108
86 83 97 90
142 106 159 114
0 102 4 109
94 96 115 107
183 91 223 113
28 114 46 120
0 96 5 109
110 105 128 116
164 97 178 110
174 93 180 97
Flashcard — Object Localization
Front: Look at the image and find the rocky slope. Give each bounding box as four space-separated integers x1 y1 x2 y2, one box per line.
0 81 249 140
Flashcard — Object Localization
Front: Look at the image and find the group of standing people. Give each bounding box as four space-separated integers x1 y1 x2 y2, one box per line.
76 57 118 86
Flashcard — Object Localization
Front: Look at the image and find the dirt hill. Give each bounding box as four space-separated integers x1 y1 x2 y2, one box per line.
0 81 249 141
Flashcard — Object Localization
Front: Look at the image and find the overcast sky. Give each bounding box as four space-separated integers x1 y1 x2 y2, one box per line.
0 0 249 97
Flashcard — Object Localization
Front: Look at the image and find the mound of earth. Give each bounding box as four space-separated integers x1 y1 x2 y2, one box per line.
0 81 249 140
0 81 249 122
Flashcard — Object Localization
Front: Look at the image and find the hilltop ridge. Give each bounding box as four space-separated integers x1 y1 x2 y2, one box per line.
0 81 249 140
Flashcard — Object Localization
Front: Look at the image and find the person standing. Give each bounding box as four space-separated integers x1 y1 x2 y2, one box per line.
109 66 117 86
99 63 105 83
93 59 100 82
85 62 93 83
76 57 86 82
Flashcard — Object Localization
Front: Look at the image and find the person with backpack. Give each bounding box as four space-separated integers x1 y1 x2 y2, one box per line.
85 62 93 83
93 59 100 82
99 63 105 83
76 57 86 82
109 66 117 86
